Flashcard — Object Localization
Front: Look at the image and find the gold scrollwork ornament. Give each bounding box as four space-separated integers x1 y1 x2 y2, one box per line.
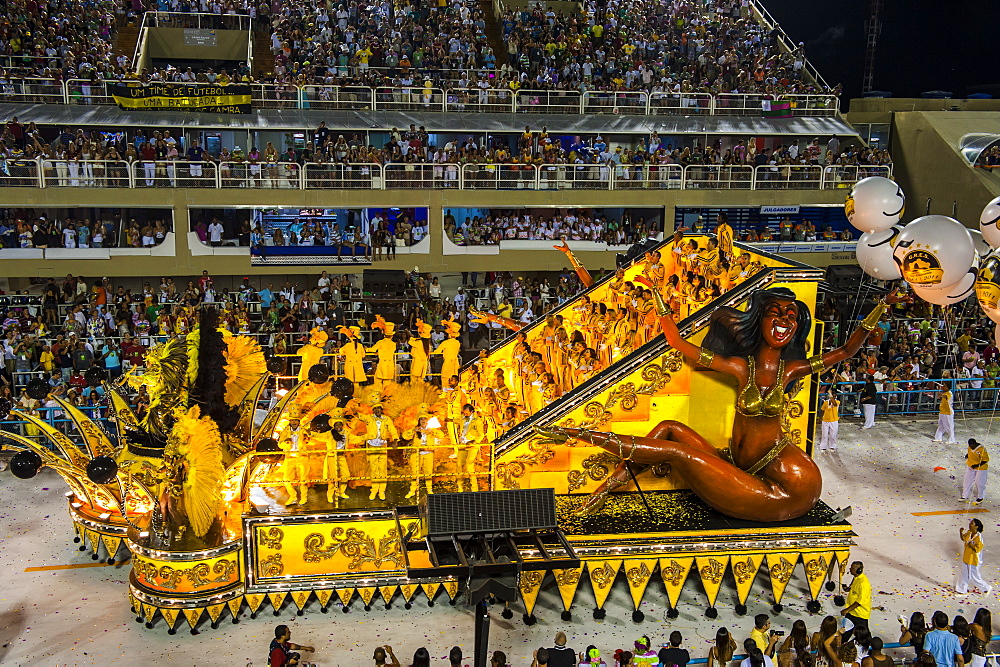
770 557 795 584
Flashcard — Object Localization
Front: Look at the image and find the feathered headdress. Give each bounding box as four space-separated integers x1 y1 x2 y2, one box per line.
372 315 396 336
415 319 433 338
338 325 361 339
441 319 461 338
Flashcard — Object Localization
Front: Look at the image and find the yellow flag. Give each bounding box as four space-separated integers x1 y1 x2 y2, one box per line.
803 552 834 600
766 553 800 604
658 557 695 608
519 570 546 616
587 560 623 610
695 555 730 607
731 553 766 605
624 559 658 610
552 567 584 612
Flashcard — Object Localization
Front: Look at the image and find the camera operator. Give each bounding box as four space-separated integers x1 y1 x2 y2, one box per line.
269 624 315 666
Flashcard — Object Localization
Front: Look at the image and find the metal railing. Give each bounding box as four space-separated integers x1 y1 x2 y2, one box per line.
6 158 892 190
0 76 842 115
145 11 252 30
820 380 1000 416
684 164 754 190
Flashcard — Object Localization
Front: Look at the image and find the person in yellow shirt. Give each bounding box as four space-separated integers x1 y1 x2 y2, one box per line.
39 345 55 374
819 390 840 452
368 317 397 387
749 614 779 656
408 320 432 383
433 320 462 382
456 403 486 491
362 404 398 501
957 518 991 595
840 561 871 636
933 383 957 444
338 325 367 384
403 415 437 499
962 438 990 503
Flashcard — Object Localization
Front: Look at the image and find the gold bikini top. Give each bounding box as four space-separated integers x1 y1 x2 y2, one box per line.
736 357 785 418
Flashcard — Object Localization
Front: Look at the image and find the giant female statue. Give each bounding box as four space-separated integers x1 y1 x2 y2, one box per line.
539 282 905 522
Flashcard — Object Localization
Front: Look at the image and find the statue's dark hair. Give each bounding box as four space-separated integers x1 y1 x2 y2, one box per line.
702 287 811 361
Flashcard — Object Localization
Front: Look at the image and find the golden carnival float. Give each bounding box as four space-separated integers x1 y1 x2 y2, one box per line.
7 217 930 640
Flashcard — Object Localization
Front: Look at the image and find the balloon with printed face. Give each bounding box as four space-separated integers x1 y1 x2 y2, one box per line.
979 196 1000 248
892 215 976 288
976 249 1000 324
912 257 979 305
856 225 903 280
845 176 906 234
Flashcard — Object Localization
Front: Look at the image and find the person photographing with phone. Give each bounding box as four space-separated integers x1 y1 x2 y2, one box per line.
750 614 781 657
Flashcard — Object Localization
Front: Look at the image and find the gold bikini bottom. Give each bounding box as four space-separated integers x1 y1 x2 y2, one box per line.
719 435 791 476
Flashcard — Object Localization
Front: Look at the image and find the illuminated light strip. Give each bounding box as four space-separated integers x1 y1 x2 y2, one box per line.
911 509 990 516
25 560 127 572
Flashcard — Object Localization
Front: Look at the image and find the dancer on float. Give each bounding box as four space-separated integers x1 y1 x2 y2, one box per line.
538 282 908 522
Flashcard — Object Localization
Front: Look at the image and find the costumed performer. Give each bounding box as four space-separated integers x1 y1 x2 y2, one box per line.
457 403 486 492
314 415 349 502
362 403 398 501
434 319 462 383
344 404 371 490
408 320 432 383
403 414 436 498
537 283 908 522
441 374 467 459
369 316 398 386
278 410 308 505
297 327 328 383
338 325 367 384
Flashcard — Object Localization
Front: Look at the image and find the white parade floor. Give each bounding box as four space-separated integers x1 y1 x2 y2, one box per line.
0 413 998 666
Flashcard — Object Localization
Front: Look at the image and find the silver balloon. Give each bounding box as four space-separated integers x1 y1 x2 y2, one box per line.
892 215 976 288
980 196 1000 248
856 225 902 280
845 176 905 234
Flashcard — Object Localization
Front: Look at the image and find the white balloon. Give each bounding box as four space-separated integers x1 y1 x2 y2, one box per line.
980 196 1000 248
912 261 978 306
970 229 991 260
892 215 976 288
845 176 905 234
856 226 902 280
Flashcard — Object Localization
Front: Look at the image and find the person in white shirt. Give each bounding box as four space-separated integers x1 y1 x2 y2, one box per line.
317 271 331 297
208 220 224 246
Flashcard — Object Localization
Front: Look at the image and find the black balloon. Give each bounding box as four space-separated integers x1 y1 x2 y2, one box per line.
311 414 331 432
10 450 42 479
307 364 330 384
266 357 286 374
26 379 50 400
86 456 119 484
84 368 107 388
0 397 12 420
256 437 280 453
331 378 354 400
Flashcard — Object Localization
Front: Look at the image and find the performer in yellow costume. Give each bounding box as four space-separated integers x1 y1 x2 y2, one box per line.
456 403 486 491
278 412 308 505
369 316 398 386
403 415 437 499
338 325 367 384
440 374 467 457
297 327 328 383
715 212 734 261
433 319 462 383
362 403 398 501
314 416 349 502
408 319 432 383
